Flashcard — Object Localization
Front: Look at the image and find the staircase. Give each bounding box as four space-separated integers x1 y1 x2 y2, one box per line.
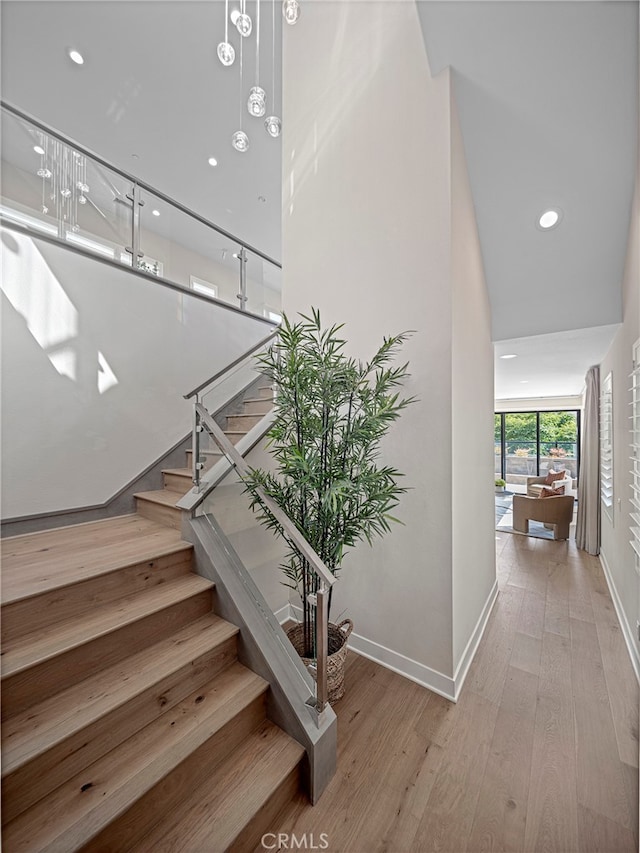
1 386 306 852
134 384 275 531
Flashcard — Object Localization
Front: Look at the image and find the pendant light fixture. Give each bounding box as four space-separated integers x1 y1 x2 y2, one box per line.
264 0 281 137
235 0 253 37
220 0 292 151
217 0 235 65
282 0 300 25
247 0 266 117
232 32 249 151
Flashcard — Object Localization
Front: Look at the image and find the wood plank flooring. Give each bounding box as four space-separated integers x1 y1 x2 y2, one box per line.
264 533 639 853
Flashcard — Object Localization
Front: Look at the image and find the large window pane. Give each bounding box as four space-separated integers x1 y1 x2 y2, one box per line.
504 412 537 486
494 414 502 480
540 411 578 478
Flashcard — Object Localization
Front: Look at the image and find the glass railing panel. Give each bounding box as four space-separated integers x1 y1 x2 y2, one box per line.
245 248 282 321
1 108 134 264
199 470 318 705
138 187 244 308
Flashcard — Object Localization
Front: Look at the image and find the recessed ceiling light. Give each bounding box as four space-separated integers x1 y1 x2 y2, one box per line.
208 157 218 167
258 195 266 203
152 209 160 217
520 380 529 384
33 145 45 155
537 208 562 230
131 154 139 160
67 48 84 65
499 354 518 359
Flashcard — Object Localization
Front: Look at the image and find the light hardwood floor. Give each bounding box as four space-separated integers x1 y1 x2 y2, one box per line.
263 533 639 853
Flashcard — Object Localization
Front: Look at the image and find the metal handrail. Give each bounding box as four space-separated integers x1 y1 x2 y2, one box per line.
1 100 282 269
195 403 337 591
184 327 280 401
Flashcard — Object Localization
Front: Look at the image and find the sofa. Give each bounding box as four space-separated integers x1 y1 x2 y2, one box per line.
513 493 575 540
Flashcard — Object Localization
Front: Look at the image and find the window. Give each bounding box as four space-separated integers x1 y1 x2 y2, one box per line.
494 409 580 489
190 276 219 299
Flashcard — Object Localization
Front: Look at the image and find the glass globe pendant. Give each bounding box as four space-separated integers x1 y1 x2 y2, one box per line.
232 130 249 152
217 41 235 66
236 12 252 36
264 115 281 137
248 86 266 117
282 0 300 25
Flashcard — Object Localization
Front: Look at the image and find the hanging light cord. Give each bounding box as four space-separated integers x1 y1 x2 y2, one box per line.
271 0 276 111
256 0 260 87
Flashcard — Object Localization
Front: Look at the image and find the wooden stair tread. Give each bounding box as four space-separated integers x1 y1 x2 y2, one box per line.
229 412 267 420
161 468 192 477
242 397 273 404
2 516 189 604
134 489 184 507
3 664 269 853
2 614 238 778
1 574 213 679
134 721 305 852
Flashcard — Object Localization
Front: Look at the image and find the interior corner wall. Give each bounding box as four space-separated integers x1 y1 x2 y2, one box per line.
450 87 497 675
599 135 640 672
282 1 494 694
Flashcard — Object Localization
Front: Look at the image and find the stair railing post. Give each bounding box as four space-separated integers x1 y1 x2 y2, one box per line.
125 181 144 269
315 583 329 714
237 247 248 311
192 398 202 492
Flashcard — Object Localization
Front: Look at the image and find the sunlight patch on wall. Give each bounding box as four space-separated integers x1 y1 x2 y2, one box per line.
97 350 118 394
48 347 77 381
1 228 79 371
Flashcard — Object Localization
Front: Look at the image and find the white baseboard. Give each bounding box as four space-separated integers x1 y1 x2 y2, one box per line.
346 630 456 701
599 552 640 685
274 602 293 625
287 582 499 703
289 606 458 701
452 579 499 698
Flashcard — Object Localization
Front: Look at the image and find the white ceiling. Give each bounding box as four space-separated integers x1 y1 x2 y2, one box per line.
494 324 620 400
1 0 284 261
1 1 638 400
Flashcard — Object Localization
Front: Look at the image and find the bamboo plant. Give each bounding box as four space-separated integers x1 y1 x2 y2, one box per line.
244 309 414 657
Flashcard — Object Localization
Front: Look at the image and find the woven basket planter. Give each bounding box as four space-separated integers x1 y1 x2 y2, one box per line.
287 619 353 703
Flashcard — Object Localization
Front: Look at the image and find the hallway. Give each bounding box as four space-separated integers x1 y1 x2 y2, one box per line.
265 534 639 852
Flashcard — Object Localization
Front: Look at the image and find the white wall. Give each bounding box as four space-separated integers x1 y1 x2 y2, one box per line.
282 1 495 696
450 87 497 673
1 228 273 518
599 137 640 674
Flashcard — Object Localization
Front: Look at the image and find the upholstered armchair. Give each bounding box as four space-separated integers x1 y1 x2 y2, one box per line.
526 472 576 498
513 494 575 540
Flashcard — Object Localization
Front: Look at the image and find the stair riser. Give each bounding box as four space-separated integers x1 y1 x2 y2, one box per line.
162 472 193 492
83 695 267 853
226 414 264 432
1 550 193 645
1 590 213 720
135 498 182 531
229 765 301 853
258 386 275 400
2 635 238 825
242 400 273 416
